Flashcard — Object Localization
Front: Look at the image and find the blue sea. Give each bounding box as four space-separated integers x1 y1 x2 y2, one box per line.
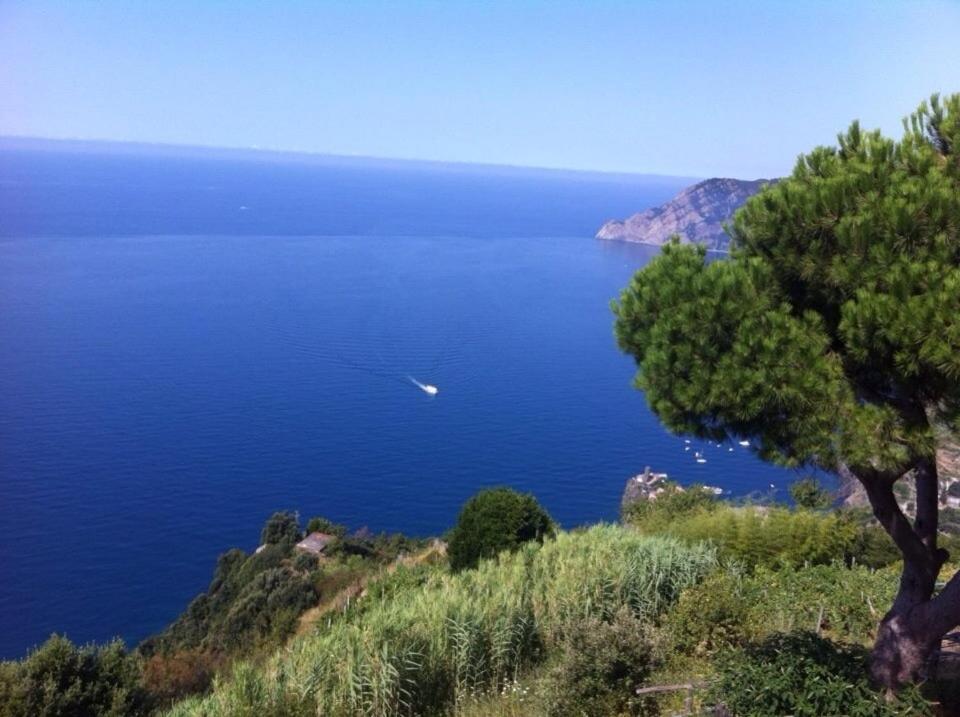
0 140 800 658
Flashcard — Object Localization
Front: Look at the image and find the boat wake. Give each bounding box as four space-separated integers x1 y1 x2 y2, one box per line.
407 376 439 395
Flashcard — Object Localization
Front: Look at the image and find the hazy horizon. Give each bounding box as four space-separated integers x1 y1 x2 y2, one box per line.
0 134 710 181
2 1 957 179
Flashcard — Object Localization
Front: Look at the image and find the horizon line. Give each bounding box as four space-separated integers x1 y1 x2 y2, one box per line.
0 134 720 182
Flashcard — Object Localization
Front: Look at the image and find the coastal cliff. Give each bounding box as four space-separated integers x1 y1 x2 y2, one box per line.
595 177 772 251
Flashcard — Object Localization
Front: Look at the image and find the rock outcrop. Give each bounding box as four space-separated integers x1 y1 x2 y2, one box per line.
620 467 723 516
595 177 773 251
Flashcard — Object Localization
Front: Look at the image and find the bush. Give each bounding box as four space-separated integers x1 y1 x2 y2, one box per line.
141 649 223 706
292 551 319 573
304 516 346 537
745 563 897 643
635 503 871 569
0 635 152 717
850 523 902 568
664 571 749 656
708 631 931 716
260 511 302 546
545 608 656 717
448 488 555 571
216 569 317 650
664 563 898 658
789 477 833 510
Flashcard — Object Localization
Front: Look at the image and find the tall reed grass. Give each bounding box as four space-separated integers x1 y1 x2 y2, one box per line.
167 525 716 717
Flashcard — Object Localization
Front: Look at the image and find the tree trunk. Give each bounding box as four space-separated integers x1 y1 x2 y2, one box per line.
851 458 959 690
870 564 941 688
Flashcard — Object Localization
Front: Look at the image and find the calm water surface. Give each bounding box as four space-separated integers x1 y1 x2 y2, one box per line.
0 145 799 657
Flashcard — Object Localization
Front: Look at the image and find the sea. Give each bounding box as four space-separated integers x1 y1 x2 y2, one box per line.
0 139 802 658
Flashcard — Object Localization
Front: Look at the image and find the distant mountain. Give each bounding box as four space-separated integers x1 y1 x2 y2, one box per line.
595 177 774 251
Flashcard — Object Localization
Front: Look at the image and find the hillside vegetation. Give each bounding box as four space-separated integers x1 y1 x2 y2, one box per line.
1 489 946 716
166 526 716 716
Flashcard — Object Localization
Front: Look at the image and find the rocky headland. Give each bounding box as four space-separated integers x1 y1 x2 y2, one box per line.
595 177 773 251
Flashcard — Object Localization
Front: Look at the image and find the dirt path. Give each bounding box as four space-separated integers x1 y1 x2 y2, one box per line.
293 540 446 639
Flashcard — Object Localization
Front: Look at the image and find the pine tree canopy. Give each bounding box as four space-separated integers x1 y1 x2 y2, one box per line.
613 94 960 478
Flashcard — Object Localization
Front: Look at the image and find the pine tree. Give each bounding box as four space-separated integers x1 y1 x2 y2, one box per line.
614 93 960 690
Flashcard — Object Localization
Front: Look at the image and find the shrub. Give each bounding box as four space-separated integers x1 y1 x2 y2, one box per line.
448 488 555 571
292 551 319 573
545 608 656 717
141 649 223 705
304 516 347 537
708 631 931 716
0 635 152 717
849 523 902 568
744 563 897 642
664 563 898 658
635 503 869 569
215 569 317 650
789 476 833 510
664 571 749 656
260 511 302 546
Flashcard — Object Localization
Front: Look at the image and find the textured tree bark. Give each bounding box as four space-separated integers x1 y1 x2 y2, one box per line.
854 457 960 690
871 609 939 690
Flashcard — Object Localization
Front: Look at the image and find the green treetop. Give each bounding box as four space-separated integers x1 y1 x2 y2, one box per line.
613 93 960 691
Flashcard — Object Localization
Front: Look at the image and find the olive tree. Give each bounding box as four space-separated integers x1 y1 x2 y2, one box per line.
613 94 960 690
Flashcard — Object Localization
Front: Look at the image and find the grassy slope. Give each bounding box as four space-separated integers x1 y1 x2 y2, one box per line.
166 526 716 716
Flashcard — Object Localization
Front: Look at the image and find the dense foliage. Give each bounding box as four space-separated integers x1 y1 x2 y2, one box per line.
260 511 302 546
447 487 555 571
625 484 898 570
789 477 833 510
664 563 899 656
0 635 151 717
544 608 656 717
304 516 347 537
709 632 930 716
614 94 960 473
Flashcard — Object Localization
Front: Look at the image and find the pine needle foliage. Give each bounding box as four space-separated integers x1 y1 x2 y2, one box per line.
613 93 960 470
612 95 960 689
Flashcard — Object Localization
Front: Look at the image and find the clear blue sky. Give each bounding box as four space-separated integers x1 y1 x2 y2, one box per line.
1 1 958 178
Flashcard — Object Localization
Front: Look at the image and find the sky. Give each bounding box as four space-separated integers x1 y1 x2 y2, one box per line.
1 1 958 178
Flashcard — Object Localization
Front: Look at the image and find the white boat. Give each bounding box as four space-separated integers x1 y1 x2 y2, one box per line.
408 376 439 395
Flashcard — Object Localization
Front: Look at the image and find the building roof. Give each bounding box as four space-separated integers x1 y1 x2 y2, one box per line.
295 531 336 555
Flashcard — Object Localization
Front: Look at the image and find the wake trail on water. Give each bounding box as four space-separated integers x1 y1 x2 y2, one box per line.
268 321 448 394
407 376 439 395
265 274 484 396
